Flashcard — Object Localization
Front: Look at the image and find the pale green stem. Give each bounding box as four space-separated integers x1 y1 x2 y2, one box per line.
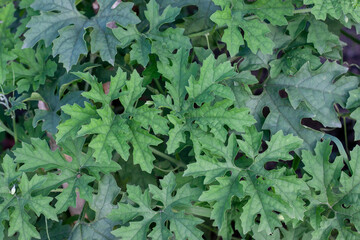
0 119 14 136
181 205 212 218
205 33 211 50
343 117 350 157
149 147 186 167
12 115 17 143
45 218 51 240
293 8 313 14
154 78 165 95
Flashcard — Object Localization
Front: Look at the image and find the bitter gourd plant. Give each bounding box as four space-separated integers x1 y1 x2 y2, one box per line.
1 0 360 239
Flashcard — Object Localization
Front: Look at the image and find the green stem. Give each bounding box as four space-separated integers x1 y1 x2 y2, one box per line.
187 25 225 38
293 8 313 14
146 85 159 94
199 223 218 234
45 217 51 240
11 115 17 143
0 119 14 136
341 29 360 45
182 205 212 218
149 147 186 167
343 117 350 157
153 165 178 173
205 33 211 50
153 78 165 95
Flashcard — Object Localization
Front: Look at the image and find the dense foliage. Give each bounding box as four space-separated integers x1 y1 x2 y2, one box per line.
1 0 360 239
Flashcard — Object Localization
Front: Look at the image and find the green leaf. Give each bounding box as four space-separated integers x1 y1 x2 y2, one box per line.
78 105 131 163
60 69 166 172
13 137 120 213
270 61 356 128
269 46 321 78
302 140 343 204
350 108 360 141
155 52 255 154
186 130 306 234
187 100 256 142
302 142 360 239
30 78 88 134
4 174 58 240
128 122 162 173
157 48 199 111
118 70 145 111
108 172 203 239
78 68 126 106
199 174 243 228
307 17 342 55
56 102 98 142
347 88 360 109
0 2 16 48
304 0 360 21
24 0 140 70
241 0 294 26
237 126 263 160
69 175 120 240
186 54 236 103
157 0 219 35
113 0 191 66
9 44 56 93
247 81 323 150
210 0 293 55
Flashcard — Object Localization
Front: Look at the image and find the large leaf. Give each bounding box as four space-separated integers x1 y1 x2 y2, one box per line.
157 0 219 35
185 130 306 235
9 45 56 93
210 0 294 55
154 53 255 154
0 160 58 240
304 0 360 21
113 0 191 66
270 61 356 128
24 0 140 70
14 137 120 213
108 172 203 239
302 142 360 239
60 68 167 172
69 175 120 240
